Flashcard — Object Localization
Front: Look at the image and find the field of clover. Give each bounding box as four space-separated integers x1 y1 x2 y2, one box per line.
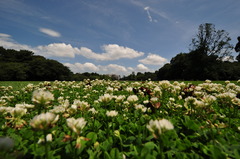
0 79 240 159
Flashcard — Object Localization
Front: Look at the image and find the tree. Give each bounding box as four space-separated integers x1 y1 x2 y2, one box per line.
190 23 233 60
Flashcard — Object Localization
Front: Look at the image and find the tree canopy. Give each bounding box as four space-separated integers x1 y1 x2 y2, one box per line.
190 23 234 60
0 47 73 81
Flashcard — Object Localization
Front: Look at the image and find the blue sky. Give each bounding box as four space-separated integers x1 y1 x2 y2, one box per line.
0 0 240 76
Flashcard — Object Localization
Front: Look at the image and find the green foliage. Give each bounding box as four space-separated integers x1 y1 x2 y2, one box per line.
190 23 233 60
0 80 240 158
0 47 73 81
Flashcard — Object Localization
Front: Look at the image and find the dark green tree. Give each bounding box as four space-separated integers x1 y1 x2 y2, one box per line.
190 23 233 60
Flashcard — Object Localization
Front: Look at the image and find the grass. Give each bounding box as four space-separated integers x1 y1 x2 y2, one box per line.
0 81 41 91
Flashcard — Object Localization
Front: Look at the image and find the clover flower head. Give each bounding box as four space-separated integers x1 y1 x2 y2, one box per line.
184 96 197 108
88 108 98 114
205 79 212 83
106 110 118 117
66 117 87 134
232 97 240 106
115 95 126 103
15 103 34 109
126 87 133 92
30 112 59 130
159 80 171 89
146 119 174 138
10 107 27 118
127 95 138 103
99 94 113 103
32 90 54 105
73 100 90 110
150 97 158 103
135 104 147 112
106 87 114 93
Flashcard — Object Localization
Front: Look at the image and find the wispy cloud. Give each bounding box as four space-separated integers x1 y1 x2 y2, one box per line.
144 6 153 22
39 28 61 37
130 0 174 23
144 6 158 23
0 33 33 51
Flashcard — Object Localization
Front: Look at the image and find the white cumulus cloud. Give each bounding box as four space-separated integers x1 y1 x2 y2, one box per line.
0 34 144 60
64 63 131 76
36 43 76 58
39 28 61 37
136 64 151 72
77 44 144 60
64 62 156 76
64 62 99 73
139 53 167 65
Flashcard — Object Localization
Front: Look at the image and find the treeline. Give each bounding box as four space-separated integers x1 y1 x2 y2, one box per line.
1 45 239 81
0 47 73 81
0 47 119 81
156 50 240 80
123 51 240 81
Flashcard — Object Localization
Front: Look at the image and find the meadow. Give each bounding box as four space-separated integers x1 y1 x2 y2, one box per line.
0 80 240 159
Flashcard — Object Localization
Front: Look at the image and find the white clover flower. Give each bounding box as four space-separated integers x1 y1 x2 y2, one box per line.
226 83 236 90
123 101 130 106
143 100 149 104
106 87 114 93
202 95 216 106
88 108 98 114
49 106 65 114
66 117 87 135
217 92 236 99
159 80 171 89
169 97 175 102
30 112 59 130
10 107 27 118
184 96 197 109
15 103 34 109
60 99 70 108
0 99 7 106
99 94 113 103
46 134 53 142
106 110 118 117
135 104 147 112
0 107 7 113
150 97 158 103
126 87 133 93
205 80 212 83
225 80 230 84
67 107 77 115
32 90 54 105
146 119 174 138
73 100 90 110
115 95 126 103
127 95 138 103
178 95 182 100
194 100 205 108
232 97 240 106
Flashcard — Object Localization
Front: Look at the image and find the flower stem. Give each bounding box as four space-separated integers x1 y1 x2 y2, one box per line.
43 130 49 159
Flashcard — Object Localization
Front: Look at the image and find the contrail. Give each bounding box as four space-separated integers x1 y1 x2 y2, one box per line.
144 6 153 22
